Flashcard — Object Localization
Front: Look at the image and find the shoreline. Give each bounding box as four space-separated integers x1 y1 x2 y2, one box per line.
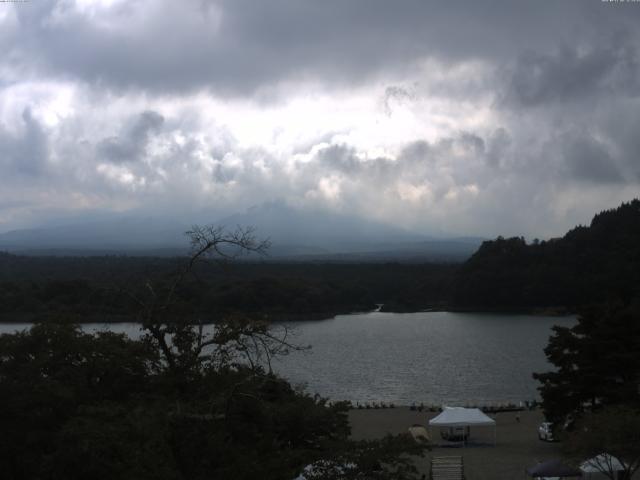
346 402 536 414
380 304 575 316
0 306 576 324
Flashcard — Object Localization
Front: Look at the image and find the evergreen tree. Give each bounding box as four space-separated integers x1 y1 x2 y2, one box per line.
533 301 640 425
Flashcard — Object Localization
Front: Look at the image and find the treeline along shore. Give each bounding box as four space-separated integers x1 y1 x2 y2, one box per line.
0 256 455 323
0 199 639 323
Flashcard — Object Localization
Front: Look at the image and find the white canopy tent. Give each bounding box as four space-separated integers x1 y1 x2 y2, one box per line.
428 407 496 446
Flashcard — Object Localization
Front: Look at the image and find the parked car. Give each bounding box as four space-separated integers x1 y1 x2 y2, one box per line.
538 422 554 441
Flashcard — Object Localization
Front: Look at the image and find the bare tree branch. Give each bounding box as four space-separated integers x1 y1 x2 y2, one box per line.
130 224 307 379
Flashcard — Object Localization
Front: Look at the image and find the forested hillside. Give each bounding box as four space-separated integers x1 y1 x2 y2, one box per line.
451 199 640 310
0 256 454 322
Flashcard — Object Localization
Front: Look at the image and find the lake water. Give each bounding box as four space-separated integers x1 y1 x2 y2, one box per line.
0 311 574 406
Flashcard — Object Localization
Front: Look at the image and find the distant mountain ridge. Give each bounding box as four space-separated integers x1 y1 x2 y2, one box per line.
216 201 426 249
452 199 640 309
0 202 482 262
0 217 190 254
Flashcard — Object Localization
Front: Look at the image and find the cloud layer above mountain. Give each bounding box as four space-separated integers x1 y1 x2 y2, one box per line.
1 0 639 237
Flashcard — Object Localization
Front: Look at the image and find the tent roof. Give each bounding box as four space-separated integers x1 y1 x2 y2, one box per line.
526 459 582 478
580 453 626 473
428 407 496 427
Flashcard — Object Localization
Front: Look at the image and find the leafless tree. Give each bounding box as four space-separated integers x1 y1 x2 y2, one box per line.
563 406 640 480
125 225 306 376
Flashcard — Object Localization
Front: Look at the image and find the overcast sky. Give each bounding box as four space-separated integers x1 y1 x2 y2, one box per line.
1 0 639 238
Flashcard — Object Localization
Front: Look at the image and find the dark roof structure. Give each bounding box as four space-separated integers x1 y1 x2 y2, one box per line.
526 459 582 478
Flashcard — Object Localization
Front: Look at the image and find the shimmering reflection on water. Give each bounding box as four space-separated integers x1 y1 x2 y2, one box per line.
0 311 574 405
271 311 575 405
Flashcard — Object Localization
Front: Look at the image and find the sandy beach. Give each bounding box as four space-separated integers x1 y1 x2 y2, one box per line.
349 408 562 480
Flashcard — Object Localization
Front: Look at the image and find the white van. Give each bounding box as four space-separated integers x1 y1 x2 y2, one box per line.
538 422 554 441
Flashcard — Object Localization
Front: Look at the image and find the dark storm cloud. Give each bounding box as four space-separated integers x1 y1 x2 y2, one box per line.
98 110 164 163
0 108 48 176
5 0 638 96
383 86 416 116
595 103 640 181
315 144 363 174
559 131 622 183
458 133 485 156
311 132 493 187
505 40 640 106
399 141 431 165
485 128 511 168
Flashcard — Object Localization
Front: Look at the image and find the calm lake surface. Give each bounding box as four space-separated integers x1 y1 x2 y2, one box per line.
0 311 574 406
